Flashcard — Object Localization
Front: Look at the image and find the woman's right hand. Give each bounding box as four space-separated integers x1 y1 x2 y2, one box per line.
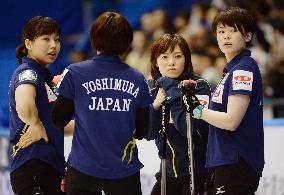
17 122 49 148
153 88 166 110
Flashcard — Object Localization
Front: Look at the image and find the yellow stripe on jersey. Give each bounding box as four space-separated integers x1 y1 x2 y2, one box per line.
167 139 177 178
121 137 136 164
12 124 29 158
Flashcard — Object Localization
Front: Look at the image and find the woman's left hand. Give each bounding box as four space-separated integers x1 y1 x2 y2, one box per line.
17 122 49 148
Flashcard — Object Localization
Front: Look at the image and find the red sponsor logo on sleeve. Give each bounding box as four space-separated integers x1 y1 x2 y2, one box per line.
213 88 221 97
234 75 251 81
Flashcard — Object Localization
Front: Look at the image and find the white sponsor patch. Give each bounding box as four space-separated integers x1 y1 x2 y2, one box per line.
45 83 57 102
232 70 253 91
196 95 210 108
212 84 224 104
18 70 37 82
56 68 69 88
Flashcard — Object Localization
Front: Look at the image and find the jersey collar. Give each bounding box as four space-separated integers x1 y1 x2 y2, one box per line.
224 49 251 72
92 54 122 63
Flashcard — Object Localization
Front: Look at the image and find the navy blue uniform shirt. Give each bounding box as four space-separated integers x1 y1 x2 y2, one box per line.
9 57 65 175
58 54 153 179
206 50 264 176
146 74 211 177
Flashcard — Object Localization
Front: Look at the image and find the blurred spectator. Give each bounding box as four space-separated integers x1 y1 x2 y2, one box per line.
0 136 9 169
189 3 211 30
254 0 274 48
217 0 258 9
191 51 212 76
140 12 156 40
202 55 226 90
187 25 210 54
214 55 227 77
266 58 284 117
125 30 151 79
68 0 118 63
211 0 227 9
152 8 172 41
139 8 173 43
250 45 273 83
173 10 191 38
206 6 219 27
271 18 284 60
69 50 89 63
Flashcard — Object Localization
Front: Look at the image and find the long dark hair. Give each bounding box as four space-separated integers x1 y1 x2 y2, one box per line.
16 16 61 64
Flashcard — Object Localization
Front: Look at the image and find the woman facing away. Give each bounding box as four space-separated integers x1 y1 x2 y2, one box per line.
51 11 153 195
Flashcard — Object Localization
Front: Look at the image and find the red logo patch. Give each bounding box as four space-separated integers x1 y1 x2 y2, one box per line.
199 100 208 106
213 88 221 97
234 75 251 81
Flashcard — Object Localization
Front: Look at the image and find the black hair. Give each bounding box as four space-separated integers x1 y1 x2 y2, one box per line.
212 7 256 46
16 16 61 64
90 12 133 55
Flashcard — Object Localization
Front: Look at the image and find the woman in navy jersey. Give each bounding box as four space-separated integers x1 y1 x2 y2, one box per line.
145 34 211 195
9 16 71 195
51 12 153 195
181 7 264 195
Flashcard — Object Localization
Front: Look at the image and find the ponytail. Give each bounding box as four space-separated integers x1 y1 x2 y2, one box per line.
16 43 28 64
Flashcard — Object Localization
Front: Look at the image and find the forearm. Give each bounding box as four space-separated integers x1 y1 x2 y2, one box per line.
15 84 42 127
52 95 74 128
17 103 42 126
201 95 250 131
201 108 235 131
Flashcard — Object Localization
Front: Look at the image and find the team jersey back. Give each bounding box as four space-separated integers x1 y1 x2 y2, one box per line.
58 55 153 179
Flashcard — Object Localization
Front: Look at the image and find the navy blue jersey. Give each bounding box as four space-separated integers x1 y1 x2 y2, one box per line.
206 50 264 176
146 74 211 177
58 54 153 179
9 57 65 175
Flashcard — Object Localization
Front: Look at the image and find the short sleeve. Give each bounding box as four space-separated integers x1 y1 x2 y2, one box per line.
228 64 254 97
14 69 39 88
58 68 75 100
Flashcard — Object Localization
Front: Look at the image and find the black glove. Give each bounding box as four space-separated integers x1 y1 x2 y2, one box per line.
179 79 201 113
156 77 181 101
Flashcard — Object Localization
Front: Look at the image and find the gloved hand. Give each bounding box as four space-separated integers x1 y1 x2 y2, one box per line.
156 77 181 101
179 79 201 113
